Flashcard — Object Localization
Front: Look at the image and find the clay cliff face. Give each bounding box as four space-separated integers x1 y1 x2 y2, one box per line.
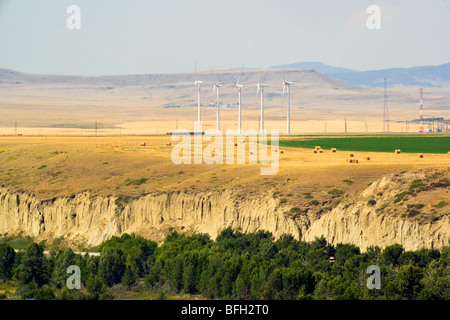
0 170 448 251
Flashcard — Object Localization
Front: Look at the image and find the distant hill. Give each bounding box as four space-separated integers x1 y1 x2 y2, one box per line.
270 62 356 75
270 62 450 88
0 67 355 89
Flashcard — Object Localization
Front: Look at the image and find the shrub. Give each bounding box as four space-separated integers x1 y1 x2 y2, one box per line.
328 189 344 196
407 209 420 217
310 200 319 206
290 207 301 213
125 178 148 186
368 199 377 206
433 201 448 209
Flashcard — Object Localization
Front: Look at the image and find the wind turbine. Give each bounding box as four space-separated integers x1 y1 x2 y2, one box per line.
282 69 294 134
235 64 245 134
194 62 203 125
211 70 223 131
257 67 267 134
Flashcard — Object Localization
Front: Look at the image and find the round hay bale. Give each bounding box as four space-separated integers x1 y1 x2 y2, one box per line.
418 154 424 158
315 146 321 150
280 150 284 154
331 148 337 153
319 150 324 153
395 149 401 154
364 156 370 160
313 150 318 154
349 153 354 157
166 142 171 146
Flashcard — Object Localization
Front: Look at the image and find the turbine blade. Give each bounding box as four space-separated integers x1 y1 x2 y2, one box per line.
237 63 244 85
210 69 217 85
194 61 198 82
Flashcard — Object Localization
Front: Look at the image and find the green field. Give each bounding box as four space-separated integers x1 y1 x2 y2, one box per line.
279 136 450 154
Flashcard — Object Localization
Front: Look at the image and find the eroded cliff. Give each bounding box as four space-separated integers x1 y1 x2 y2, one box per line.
0 169 448 250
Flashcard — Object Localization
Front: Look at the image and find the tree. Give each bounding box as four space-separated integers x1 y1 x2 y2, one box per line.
382 244 404 266
50 248 76 288
122 265 137 288
0 243 15 280
335 243 360 266
388 264 424 299
17 243 47 287
98 248 125 287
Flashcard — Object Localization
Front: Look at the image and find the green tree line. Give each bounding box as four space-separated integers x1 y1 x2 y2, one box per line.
0 229 449 300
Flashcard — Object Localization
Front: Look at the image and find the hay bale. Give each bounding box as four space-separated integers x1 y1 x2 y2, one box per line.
234 143 238 147
395 149 401 154
166 142 171 146
331 148 337 153
418 154 424 158
364 156 370 160
349 153 354 157
280 150 284 154
313 150 318 154
319 150 324 153
315 146 321 150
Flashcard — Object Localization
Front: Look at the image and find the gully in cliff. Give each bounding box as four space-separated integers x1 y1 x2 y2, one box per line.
170 123 279 175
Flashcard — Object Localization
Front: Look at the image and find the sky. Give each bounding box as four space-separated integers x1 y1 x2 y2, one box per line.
0 0 449 75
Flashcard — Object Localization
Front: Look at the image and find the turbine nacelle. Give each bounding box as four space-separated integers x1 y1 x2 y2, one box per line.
195 80 203 86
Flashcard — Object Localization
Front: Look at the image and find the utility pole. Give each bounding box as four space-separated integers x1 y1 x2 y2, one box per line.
419 88 424 132
383 78 389 133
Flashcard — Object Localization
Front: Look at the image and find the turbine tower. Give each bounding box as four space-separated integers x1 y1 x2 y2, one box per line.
211 71 223 131
257 68 267 134
194 62 203 125
282 70 294 134
235 65 245 134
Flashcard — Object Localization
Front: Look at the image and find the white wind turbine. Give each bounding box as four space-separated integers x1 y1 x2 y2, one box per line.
257 67 267 134
235 65 245 134
282 69 294 134
194 62 203 125
211 71 223 131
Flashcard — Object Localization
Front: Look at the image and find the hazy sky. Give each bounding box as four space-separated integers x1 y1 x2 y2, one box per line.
0 0 449 75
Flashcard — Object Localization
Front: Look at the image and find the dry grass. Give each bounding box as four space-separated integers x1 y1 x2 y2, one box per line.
0 136 448 208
